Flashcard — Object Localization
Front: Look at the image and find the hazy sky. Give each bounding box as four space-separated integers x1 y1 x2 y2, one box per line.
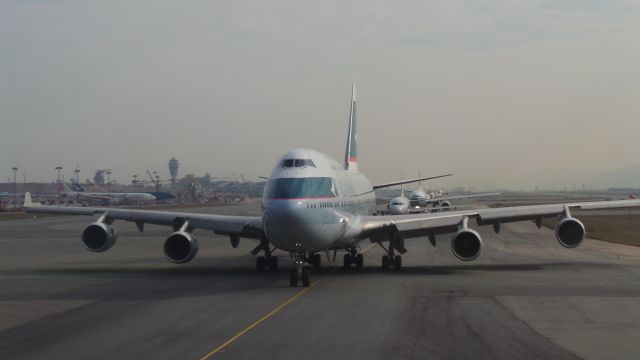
2 0 639 190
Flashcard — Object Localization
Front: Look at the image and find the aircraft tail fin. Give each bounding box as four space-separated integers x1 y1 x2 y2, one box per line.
70 180 86 192
24 192 35 207
344 84 358 171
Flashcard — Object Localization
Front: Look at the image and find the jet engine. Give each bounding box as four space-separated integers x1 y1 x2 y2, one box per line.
451 229 482 261
440 201 451 209
163 231 199 264
555 217 585 248
81 222 118 252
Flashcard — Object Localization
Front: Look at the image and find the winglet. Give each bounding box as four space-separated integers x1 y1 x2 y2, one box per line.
344 84 358 171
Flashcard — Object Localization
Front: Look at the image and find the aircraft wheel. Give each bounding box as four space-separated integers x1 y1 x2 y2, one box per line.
268 256 278 271
355 254 364 269
343 254 352 268
381 255 390 270
394 255 402 269
301 268 311 287
256 256 266 271
289 270 298 287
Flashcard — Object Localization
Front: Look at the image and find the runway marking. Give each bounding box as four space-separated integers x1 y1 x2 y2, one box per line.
199 281 319 359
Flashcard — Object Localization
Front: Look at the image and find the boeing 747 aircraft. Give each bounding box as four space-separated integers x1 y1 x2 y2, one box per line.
24 85 640 287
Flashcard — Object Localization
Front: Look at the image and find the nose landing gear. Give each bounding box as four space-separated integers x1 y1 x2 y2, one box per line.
290 252 311 287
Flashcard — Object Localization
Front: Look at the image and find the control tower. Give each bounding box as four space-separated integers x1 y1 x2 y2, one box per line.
168 157 179 188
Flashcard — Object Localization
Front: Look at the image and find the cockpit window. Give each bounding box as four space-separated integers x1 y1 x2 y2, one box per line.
280 159 316 168
266 177 337 199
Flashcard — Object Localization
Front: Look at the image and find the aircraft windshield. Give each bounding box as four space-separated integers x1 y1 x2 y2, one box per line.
266 177 337 199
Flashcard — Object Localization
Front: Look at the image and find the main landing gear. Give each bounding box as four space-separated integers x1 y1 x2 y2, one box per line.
255 236 278 271
290 252 311 287
379 242 402 270
343 248 364 269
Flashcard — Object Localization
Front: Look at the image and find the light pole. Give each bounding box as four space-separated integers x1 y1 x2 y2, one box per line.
55 166 63 194
11 167 18 209
105 170 112 201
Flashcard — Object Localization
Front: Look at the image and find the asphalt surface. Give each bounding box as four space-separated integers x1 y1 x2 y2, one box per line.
1 201 640 360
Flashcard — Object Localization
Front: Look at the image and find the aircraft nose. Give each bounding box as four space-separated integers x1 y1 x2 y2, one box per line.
264 200 343 252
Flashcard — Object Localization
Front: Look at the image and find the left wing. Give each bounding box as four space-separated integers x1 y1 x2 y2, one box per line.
356 199 640 256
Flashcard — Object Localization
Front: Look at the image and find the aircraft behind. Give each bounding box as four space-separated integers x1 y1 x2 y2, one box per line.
65 180 156 204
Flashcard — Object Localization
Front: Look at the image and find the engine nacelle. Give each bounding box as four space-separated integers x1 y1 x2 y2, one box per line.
451 229 482 261
555 217 585 248
81 222 118 252
440 201 451 210
163 231 199 264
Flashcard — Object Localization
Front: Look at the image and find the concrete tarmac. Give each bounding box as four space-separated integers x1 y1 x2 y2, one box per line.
1 202 640 360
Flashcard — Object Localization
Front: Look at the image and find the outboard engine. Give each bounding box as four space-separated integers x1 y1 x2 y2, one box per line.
555 217 585 248
451 229 482 261
82 222 118 252
163 231 199 264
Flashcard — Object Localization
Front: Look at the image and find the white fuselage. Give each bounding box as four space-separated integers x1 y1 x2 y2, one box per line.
388 196 410 215
262 148 376 253
66 191 156 204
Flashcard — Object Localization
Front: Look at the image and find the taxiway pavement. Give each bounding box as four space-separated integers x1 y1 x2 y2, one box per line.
1 202 640 359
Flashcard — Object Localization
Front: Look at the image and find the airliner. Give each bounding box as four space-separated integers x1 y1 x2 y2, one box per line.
65 180 156 204
24 85 640 287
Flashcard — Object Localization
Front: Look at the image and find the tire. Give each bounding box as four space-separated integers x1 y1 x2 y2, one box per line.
268 256 278 271
356 253 364 269
394 255 402 269
343 253 352 268
256 256 266 271
312 254 321 269
301 268 310 287
289 270 298 287
382 255 389 270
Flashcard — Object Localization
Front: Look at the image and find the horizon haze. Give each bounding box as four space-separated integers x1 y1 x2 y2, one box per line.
2 1 640 190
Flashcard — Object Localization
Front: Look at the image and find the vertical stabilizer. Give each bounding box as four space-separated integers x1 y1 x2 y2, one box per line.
24 192 34 207
344 84 358 171
71 179 86 192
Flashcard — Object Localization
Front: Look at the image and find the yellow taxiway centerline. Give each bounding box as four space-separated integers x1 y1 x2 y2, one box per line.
200 243 377 358
199 281 319 359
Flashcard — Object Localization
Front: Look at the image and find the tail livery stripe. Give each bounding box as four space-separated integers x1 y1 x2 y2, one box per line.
344 84 358 170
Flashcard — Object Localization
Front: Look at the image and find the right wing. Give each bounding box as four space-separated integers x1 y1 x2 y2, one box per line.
372 174 453 189
434 192 501 202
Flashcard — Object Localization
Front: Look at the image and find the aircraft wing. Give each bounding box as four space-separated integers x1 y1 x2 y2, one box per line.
372 174 453 189
434 192 501 202
24 202 264 239
358 199 640 241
